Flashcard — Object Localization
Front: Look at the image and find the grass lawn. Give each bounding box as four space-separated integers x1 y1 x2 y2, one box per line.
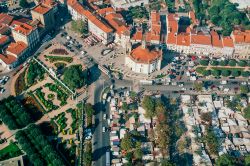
0 142 23 161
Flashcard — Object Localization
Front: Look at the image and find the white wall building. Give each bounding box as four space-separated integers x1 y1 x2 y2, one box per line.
110 0 149 9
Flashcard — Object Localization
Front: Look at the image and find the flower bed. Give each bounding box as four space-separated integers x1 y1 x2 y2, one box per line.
35 88 59 111
66 108 79 133
50 48 69 55
44 55 73 63
53 112 67 131
44 83 69 106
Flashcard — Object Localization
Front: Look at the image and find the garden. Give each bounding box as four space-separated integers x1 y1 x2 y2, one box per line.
26 61 46 86
0 142 23 161
52 112 67 132
15 69 27 95
44 55 73 63
35 88 59 112
66 108 79 134
44 83 69 106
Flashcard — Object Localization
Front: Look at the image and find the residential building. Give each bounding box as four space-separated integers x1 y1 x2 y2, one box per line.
31 0 58 32
0 41 27 69
231 29 250 58
12 23 40 49
125 41 162 74
110 0 149 9
67 0 114 44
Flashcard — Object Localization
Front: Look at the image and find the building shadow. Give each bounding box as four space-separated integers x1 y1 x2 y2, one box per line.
93 146 110 161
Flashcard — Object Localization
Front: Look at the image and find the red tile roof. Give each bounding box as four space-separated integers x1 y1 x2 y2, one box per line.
105 13 128 35
189 11 198 25
232 30 250 44
132 30 143 41
0 24 10 35
166 14 178 44
68 0 113 33
151 10 160 25
97 7 114 16
130 45 161 63
211 30 223 48
0 35 9 45
191 32 211 45
0 54 17 65
222 37 234 48
6 42 27 56
177 33 190 46
32 4 51 14
14 23 35 35
0 13 13 25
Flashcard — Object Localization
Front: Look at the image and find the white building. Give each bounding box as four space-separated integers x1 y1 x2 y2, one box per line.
125 41 162 74
110 0 149 9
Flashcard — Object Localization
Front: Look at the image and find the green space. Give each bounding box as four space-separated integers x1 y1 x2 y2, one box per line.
35 88 59 112
15 69 27 95
128 6 149 20
45 55 73 63
27 61 45 86
0 96 33 130
196 66 249 77
52 112 67 131
66 108 79 134
15 124 65 166
63 65 86 90
83 142 92 166
55 62 67 70
44 83 69 106
71 19 88 34
0 142 23 161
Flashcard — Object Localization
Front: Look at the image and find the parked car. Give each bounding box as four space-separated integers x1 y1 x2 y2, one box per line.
103 114 106 120
0 88 5 94
102 127 105 132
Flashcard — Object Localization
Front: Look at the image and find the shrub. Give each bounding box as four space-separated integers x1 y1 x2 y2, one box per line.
219 60 228 66
200 59 209 66
231 70 241 77
238 60 247 67
241 71 250 77
228 60 237 66
221 70 231 77
210 60 219 66
211 70 221 77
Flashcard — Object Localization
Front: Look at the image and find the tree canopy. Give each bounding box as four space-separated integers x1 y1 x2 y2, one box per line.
142 96 155 118
19 0 29 8
71 20 88 34
63 65 86 90
216 154 235 166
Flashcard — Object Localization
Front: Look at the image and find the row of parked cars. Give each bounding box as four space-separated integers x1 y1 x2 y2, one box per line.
0 76 9 94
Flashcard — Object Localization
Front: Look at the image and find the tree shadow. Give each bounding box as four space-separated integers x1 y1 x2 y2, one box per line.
87 65 101 86
92 146 110 161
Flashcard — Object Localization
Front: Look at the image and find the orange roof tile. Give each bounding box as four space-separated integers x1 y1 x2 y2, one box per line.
232 30 250 43
211 30 223 48
132 30 143 41
32 4 51 14
97 7 114 16
151 10 160 25
191 32 211 45
167 14 178 33
6 42 27 56
14 23 35 35
130 45 161 63
0 24 10 35
0 35 9 45
0 54 16 64
222 37 234 48
189 11 198 25
0 13 13 25
176 33 190 46
167 33 176 44
105 13 128 35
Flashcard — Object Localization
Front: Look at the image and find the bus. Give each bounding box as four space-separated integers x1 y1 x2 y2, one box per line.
106 151 110 166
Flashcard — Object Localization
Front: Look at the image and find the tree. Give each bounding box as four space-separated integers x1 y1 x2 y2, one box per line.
205 127 219 155
63 65 86 90
210 60 219 66
121 102 129 111
240 85 249 94
238 60 247 67
194 82 203 91
134 142 143 160
200 112 212 125
244 106 250 119
202 70 211 76
228 60 237 66
121 133 133 151
199 59 209 66
212 70 221 77
216 154 235 166
85 103 94 117
161 160 175 166
231 70 241 77
19 0 29 8
244 154 250 166
242 71 250 77
221 70 230 77
142 96 155 118
219 60 228 66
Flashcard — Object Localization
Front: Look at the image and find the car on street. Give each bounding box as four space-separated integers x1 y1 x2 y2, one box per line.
102 127 105 132
103 114 106 120
0 88 5 94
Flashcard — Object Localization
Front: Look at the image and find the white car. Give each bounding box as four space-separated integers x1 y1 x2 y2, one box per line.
102 127 105 132
0 88 5 94
241 82 247 85
103 114 106 120
85 135 92 140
